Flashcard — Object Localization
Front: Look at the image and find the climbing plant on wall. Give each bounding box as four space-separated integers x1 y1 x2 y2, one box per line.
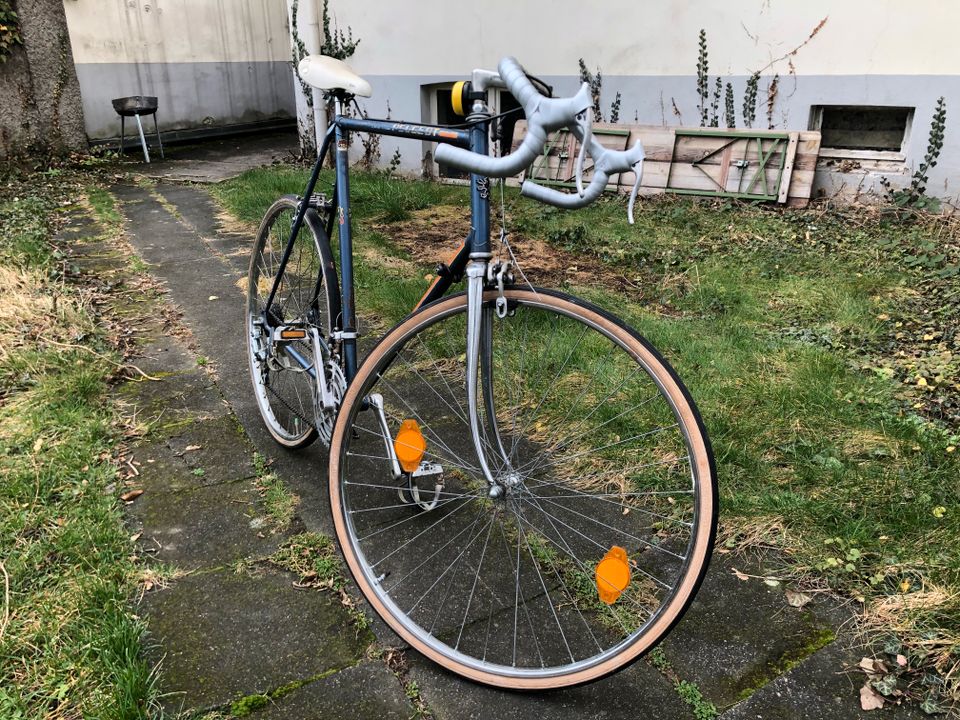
0 0 23 63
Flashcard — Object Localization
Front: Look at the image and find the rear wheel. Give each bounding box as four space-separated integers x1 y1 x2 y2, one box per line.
329 288 717 689
246 196 340 449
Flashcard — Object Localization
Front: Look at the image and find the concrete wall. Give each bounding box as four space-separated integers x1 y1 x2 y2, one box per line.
331 0 959 201
63 0 295 140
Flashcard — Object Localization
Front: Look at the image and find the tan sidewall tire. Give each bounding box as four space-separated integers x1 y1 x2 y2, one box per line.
329 289 717 690
246 196 339 449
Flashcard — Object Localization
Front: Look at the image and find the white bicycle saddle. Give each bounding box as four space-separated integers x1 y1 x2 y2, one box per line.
298 55 372 97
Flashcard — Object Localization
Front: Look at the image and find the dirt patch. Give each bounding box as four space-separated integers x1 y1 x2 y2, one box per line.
374 205 645 297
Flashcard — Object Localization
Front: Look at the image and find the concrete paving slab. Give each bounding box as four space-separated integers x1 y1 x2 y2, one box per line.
127 480 283 570
116 181 339 538
165 415 257 486
248 660 414 720
139 130 298 184
117 370 229 427
130 334 204 376
719 638 930 720
141 567 373 713
660 555 843 710
406 651 693 720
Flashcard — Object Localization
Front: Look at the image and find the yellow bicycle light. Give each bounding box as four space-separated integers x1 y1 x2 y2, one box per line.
451 81 469 116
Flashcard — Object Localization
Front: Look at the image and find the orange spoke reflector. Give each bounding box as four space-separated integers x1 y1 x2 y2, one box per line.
596 546 631 604
394 419 426 473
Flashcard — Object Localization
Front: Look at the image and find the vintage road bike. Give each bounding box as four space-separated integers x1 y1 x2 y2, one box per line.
245 55 717 689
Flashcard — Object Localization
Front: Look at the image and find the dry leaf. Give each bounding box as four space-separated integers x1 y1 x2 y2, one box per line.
208 295 219 301
859 657 876 673
184 445 202 452
860 683 885 711
130 532 143 542
732 568 749 581
895 654 907 667
785 589 812 608
120 489 144 502
764 578 780 587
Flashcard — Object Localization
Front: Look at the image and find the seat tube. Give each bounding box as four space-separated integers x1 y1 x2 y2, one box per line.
334 120 360 381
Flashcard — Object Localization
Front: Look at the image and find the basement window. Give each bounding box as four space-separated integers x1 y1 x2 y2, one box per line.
810 105 913 161
425 85 525 181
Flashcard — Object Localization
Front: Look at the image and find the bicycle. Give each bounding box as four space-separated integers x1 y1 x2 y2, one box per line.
246 54 717 690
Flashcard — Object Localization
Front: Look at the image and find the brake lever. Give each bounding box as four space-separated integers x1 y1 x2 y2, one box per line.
574 108 593 197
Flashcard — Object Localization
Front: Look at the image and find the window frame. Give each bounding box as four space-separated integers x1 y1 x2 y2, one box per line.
422 83 519 182
809 104 914 163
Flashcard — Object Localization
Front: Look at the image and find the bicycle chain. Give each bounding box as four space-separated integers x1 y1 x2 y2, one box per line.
261 337 318 431
265 381 317 431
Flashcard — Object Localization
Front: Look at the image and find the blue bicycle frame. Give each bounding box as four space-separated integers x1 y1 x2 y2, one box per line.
262 109 491 384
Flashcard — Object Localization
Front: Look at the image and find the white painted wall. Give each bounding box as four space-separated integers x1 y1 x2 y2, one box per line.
340 1 958 78
64 0 295 139
329 0 960 201
64 0 290 65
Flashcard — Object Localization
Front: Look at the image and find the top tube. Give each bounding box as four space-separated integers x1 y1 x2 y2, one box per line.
336 116 471 149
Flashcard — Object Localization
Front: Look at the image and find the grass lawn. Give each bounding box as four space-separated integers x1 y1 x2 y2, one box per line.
215 166 959 705
0 173 159 718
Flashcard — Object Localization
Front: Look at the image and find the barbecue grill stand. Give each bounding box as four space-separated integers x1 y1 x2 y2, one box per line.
112 96 164 163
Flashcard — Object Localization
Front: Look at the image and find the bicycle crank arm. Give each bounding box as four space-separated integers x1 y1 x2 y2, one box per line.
310 328 337 410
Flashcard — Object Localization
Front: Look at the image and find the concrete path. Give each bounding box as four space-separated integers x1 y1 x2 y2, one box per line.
98 154 929 719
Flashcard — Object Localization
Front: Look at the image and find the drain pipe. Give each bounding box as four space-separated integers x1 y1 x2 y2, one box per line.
300 0 328 151
286 0 325 156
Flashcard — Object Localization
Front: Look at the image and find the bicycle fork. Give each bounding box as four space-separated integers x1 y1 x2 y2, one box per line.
366 259 515 505
465 260 516 497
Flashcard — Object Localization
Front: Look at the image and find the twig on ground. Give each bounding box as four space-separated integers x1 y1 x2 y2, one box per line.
0 561 9 642
42 338 160 381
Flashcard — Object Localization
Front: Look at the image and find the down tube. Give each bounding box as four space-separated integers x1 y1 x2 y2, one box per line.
334 123 359 381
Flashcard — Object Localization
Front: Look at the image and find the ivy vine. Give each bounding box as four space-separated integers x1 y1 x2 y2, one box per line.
0 0 24 63
289 0 359 108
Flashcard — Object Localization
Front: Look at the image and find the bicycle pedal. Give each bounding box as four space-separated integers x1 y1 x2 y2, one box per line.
412 461 443 479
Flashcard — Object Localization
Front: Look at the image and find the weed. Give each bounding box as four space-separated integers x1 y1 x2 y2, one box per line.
252 452 299 531
696 30 709 126
743 72 760 128
881 97 947 212
269 533 371 633
676 680 719 720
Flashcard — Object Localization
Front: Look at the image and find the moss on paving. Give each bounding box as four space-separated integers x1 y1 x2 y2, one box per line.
735 626 837 702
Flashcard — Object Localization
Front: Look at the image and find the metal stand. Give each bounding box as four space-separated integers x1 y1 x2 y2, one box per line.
113 96 164 163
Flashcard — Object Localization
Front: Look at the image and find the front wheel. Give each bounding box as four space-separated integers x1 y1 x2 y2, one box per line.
329 288 717 689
